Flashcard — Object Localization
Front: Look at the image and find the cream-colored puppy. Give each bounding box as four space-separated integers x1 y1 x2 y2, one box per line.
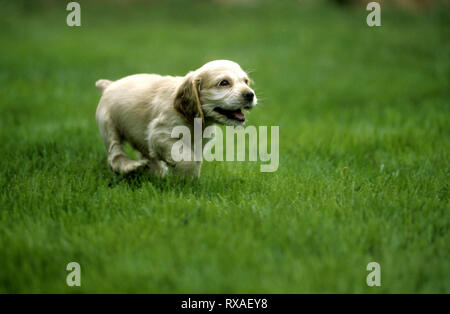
95 60 257 177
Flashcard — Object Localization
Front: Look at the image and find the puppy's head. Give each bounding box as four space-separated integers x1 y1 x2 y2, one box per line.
174 60 257 126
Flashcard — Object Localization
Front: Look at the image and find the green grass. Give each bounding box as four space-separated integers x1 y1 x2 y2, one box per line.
0 0 448 293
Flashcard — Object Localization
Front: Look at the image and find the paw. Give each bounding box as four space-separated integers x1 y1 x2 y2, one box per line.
148 160 169 178
119 159 148 175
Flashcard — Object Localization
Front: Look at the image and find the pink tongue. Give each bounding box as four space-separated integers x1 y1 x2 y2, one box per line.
231 110 245 120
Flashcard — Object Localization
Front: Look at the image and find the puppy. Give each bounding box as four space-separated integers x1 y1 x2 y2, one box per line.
95 60 257 178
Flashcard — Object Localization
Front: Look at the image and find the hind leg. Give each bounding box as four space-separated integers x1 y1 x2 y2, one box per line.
109 148 147 175
97 114 147 175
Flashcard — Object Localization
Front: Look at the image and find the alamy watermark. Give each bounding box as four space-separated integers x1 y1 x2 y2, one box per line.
66 2 81 27
66 262 81 287
366 262 381 287
67 2 381 28
171 119 279 172
366 2 381 27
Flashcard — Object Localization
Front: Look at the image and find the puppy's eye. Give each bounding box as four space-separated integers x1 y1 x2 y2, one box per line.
219 80 230 86
244 79 249 85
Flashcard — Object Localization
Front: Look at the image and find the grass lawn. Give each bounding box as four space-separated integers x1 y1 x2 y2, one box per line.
0 0 448 293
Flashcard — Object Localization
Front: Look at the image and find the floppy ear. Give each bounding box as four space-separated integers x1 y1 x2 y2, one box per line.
174 74 204 124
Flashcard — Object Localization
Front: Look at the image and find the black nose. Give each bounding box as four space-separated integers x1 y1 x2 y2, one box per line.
243 91 254 102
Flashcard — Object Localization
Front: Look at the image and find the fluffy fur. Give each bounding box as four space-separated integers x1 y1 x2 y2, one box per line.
95 60 257 177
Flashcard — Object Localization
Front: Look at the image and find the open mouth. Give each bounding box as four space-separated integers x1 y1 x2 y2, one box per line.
213 107 245 122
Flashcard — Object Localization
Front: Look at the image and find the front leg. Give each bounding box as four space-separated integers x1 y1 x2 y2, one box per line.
160 144 202 178
147 157 169 178
149 138 202 179
148 119 203 179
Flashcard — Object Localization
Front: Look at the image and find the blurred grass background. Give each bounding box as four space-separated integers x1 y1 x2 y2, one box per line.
0 0 448 293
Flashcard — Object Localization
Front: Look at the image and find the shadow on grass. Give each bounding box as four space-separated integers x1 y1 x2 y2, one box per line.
106 166 201 192
105 163 250 200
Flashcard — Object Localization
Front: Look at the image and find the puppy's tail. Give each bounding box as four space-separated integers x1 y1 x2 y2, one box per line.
95 79 112 93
